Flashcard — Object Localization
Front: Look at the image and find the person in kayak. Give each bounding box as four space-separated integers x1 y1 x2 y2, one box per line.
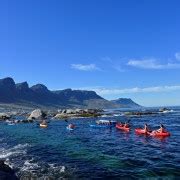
41 120 47 125
157 124 166 133
124 122 130 128
117 121 123 126
144 123 150 133
68 124 75 129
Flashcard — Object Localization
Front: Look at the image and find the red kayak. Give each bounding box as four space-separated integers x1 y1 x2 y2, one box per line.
135 128 151 135
150 131 170 137
116 123 130 132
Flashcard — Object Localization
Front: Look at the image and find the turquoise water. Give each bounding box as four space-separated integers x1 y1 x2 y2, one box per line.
0 107 180 179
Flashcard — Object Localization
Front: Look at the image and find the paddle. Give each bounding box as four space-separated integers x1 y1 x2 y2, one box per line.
64 118 70 128
127 119 131 123
119 116 131 127
123 116 131 123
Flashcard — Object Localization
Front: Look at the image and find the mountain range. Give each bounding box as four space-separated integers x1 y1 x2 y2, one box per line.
111 98 141 108
0 77 141 109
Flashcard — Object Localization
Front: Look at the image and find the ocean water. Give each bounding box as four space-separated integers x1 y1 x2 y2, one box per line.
0 107 180 179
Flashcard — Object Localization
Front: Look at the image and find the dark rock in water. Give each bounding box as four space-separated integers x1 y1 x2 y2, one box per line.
0 160 14 173
0 113 11 120
21 119 29 123
0 160 18 180
159 107 170 112
124 111 157 116
28 119 34 123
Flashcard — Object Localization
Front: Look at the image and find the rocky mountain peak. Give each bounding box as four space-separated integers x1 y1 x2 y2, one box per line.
0 77 16 89
30 84 49 93
16 82 29 90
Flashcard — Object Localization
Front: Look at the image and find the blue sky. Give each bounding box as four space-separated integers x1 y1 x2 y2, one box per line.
1 0 180 106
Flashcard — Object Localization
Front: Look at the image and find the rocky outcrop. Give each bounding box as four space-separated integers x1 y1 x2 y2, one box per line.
0 113 10 120
54 108 103 119
124 111 157 116
159 107 169 112
54 113 72 119
28 109 47 120
0 160 18 180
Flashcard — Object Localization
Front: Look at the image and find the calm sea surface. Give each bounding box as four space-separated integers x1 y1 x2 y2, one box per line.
0 107 180 179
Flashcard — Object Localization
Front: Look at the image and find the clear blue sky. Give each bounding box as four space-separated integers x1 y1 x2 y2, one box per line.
1 0 180 106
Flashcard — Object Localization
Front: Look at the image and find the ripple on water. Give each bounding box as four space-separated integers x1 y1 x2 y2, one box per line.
18 159 73 179
0 143 29 159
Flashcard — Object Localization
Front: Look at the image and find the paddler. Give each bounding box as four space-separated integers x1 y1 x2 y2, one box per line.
41 119 47 125
124 122 130 128
144 123 150 133
68 124 75 129
157 124 166 133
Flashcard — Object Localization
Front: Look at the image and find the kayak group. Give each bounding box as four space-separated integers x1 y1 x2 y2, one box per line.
39 119 170 137
134 123 170 137
39 120 76 130
91 120 170 138
116 122 170 137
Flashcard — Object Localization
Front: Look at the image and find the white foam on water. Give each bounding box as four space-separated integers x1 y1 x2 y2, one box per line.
21 158 40 172
0 143 30 159
0 141 69 178
60 166 66 173
12 143 30 150
4 158 14 169
101 115 108 117
113 114 123 117
18 160 69 179
48 163 66 172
